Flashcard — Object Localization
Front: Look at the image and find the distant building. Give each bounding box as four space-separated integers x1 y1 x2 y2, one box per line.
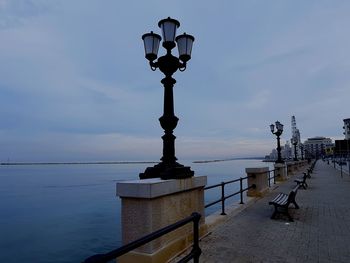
282 142 292 160
303 137 333 158
324 145 334 156
343 118 350 140
334 118 350 157
334 140 350 156
266 142 292 161
268 149 278 160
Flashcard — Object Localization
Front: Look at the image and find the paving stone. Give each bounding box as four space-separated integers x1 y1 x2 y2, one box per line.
200 161 350 263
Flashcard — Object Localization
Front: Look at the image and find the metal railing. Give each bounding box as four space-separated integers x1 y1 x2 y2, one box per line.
83 212 201 263
204 169 279 215
328 157 349 177
84 168 279 262
204 175 256 215
267 169 277 187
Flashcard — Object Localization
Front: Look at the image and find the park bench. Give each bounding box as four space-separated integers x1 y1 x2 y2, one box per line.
305 160 316 178
306 169 312 178
309 160 316 173
294 173 308 189
269 185 300 222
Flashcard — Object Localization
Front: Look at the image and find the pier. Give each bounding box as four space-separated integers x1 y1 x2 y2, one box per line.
83 160 350 263
199 160 350 262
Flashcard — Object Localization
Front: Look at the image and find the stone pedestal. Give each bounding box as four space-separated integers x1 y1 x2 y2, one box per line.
245 167 269 197
300 160 307 169
274 163 287 181
116 176 207 263
293 162 299 173
287 163 293 175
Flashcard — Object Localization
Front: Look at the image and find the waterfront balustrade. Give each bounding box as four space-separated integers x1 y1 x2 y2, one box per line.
84 160 310 262
204 160 309 216
83 212 201 263
204 176 256 215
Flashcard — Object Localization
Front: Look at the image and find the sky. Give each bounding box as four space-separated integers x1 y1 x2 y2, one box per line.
0 0 349 162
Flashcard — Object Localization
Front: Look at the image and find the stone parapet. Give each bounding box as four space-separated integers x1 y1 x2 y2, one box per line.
116 176 207 263
274 163 288 181
245 167 269 197
286 161 308 176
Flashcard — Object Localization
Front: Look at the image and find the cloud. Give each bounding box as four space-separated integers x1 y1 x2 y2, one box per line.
0 132 162 162
0 0 52 29
1 1 350 161
176 136 273 160
244 89 271 110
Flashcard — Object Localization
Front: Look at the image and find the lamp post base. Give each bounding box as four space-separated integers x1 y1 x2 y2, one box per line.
139 162 194 180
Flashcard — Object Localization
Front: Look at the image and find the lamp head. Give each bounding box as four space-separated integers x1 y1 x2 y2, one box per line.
158 17 180 50
275 121 283 132
142 31 161 62
175 32 195 62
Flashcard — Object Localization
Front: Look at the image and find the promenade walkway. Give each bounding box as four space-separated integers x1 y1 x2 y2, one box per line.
200 161 350 263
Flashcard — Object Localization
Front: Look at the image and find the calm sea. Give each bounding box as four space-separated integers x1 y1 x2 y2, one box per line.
0 159 271 263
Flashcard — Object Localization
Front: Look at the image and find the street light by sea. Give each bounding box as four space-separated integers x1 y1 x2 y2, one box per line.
270 121 284 164
140 17 195 180
300 143 304 160
292 137 299 161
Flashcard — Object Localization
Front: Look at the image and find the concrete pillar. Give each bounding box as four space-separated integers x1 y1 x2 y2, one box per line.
287 163 293 175
116 176 207 263
274 163 288 181
245 167 269 197
293 162 299 173
302 160 307 168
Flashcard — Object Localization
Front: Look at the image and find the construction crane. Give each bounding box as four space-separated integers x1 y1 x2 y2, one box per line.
291 115 301 159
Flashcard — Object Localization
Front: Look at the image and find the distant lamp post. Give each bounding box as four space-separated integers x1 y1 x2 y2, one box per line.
140 17 195 180
270 121 284 163
292 137 298 161
300 144 304 160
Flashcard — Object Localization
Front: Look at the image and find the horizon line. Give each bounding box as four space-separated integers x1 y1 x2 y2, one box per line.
0 157 264 166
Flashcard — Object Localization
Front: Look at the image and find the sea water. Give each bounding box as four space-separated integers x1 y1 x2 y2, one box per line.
0 159 271 263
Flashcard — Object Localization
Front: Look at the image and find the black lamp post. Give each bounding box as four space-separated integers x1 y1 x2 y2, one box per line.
292 137 298 161
300 144 304 160
140 17 195 180
270 121 284 164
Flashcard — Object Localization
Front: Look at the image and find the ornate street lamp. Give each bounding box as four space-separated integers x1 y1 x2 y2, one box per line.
300 144 304 160
270 121 284 163
140 17 195 180
292 137 298 161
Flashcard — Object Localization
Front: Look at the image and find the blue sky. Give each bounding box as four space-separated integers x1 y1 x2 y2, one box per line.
0 0 349 162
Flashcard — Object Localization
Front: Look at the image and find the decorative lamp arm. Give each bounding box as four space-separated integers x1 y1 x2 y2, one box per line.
179 61 187 72
149 61 158 71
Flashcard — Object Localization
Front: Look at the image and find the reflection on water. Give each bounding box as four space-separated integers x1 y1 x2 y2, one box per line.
0 159 271 263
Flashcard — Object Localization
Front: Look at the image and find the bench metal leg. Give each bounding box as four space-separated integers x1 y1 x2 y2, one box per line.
292 201 299 209
271 206 295 222
271 206 278 219
286 212 294 222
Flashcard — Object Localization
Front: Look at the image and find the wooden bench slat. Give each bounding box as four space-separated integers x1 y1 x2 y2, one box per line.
294 173 308 189
271 194 284 203
269 185 300 222
270 194 288 205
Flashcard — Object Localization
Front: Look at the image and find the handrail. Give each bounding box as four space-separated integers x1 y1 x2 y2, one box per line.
83 212 201 263
204 175 256 215
267 169 277 187
328 157 349 177
204 169 281 215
